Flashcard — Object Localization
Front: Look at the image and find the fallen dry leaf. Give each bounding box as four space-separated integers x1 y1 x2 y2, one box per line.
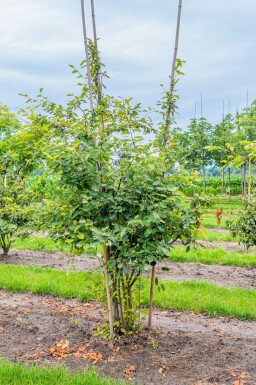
19 308 31 315
46 340 70 359
159 366 167 374
83 351 103 363
0 327 5 334
123 365 136 381
30 352 43 360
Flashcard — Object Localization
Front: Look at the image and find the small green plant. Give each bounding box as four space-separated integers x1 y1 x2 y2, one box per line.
151 339 158 349
227 199 256 250
16 317 26 326
70 314 78 327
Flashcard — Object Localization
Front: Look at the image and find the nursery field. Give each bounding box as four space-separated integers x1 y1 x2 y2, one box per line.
0 194 256 385
1 0 256 383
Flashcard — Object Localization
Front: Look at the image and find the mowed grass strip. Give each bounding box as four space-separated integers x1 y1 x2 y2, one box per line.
196 229 236 242
212 195 243 209
0 263 100 302
0 263 256 320
13 237 99 255
169 246 256 267
0 359 125 385
200 214 236 229
13 237 62 253
151 280 256 320
13 232 237 251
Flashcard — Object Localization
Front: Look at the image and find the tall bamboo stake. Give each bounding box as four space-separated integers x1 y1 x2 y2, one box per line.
170 0 182 95
81 0 94 112
90 0 102 99
248 158 251 197
80 0 114 344
150 0 183 329
163 0 183 143
200 92 203 118
148 263 156 329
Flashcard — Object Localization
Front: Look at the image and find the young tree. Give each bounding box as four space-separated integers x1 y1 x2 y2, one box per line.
233 101 256 196
21 43 203 340
209 114 235 200
0 106 37 256
228 199 256 250
186 118 213 193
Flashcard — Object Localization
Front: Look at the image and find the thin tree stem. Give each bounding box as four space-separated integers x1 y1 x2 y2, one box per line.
148 263 156 329
228 167 231 201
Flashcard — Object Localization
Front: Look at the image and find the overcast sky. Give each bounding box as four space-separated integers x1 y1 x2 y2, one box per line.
0 0 255 128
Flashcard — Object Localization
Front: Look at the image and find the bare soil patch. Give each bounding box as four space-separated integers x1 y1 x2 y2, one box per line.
1 249 256 289
152 261 256 289
205 228 229 233
0 291 255 385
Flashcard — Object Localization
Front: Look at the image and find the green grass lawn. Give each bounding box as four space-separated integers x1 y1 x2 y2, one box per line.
169 246 256 267
212 195 243 209
13 237 99 255
13 237 62 253
201 195 242 229
0 263 256 320
196 229 236 242
0 359 125 385
200 214 237 229
11 232 253 270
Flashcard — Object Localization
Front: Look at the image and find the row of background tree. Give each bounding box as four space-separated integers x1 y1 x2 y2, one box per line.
172 100 256 198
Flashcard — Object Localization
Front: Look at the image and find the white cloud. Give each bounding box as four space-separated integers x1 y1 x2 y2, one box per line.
0 0 255 128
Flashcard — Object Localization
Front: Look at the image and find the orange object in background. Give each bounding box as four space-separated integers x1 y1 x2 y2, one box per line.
214 208 223 226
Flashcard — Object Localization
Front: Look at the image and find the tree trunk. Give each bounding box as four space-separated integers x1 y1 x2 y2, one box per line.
2 246 10 257
0 235 11 257
248 159 251 198
240 166 244 197
221 168 225 194
148 263 156 329
202 164 206 194
243 164 247 196
228 167 231 202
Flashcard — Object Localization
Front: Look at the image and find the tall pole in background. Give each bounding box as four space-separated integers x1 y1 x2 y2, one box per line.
150 0 183 329
162 0 183 146
170 0 183 95
81 0 94 113
200 92 203 118
90 0 102 99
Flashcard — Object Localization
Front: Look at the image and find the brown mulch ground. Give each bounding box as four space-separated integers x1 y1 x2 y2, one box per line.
0 291 255 385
